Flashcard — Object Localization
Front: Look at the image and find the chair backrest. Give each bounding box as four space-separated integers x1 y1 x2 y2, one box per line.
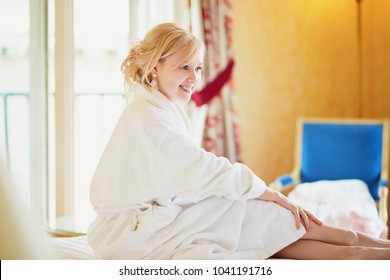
294 118 389 201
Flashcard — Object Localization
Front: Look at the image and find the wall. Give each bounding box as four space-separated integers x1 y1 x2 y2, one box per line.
363 0 390 117
232 0 390 185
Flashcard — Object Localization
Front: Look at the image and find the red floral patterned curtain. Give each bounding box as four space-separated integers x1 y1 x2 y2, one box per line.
190 0 242 163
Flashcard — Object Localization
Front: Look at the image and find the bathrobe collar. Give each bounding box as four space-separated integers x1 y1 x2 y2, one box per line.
131 83 191 133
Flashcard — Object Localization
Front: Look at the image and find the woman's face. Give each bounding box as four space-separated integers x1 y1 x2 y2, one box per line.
155 49 204 103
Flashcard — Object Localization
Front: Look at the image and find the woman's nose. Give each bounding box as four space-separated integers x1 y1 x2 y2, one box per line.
187 71 197 83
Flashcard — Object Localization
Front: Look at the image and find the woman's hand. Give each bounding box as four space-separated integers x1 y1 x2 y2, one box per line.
256 187 323 231
273 193 323 231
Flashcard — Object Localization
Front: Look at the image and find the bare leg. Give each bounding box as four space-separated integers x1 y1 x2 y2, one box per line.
353 231 390 248
301 220 390 248
272 239 390 260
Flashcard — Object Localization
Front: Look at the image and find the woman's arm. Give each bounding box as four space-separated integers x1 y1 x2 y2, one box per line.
256 187 323 231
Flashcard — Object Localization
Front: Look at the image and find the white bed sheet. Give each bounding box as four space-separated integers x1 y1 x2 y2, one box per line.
44 236 287 260
45 236 95 260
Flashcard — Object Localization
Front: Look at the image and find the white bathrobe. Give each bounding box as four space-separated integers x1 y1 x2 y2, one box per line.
87 84 305 259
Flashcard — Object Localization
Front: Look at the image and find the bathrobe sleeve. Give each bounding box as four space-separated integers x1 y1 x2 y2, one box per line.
155 117 266 203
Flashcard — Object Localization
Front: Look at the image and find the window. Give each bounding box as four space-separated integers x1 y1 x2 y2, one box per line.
0 0 31 208
0 0 49 227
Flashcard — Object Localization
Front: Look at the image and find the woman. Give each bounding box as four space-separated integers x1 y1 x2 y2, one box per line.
87 22 390 260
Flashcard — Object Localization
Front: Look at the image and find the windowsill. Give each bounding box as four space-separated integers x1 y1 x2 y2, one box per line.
47 215 88 237
46 228 86 238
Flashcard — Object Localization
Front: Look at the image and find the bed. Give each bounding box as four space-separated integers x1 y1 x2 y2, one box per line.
44 179 388 260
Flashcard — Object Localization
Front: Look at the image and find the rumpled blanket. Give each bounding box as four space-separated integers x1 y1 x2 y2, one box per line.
288 179 387 238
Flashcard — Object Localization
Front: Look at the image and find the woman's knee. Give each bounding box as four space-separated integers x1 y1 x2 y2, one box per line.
341 230 358 246
303 222 358 246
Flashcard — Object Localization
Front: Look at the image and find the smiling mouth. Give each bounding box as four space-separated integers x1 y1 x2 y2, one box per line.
180 85 193 92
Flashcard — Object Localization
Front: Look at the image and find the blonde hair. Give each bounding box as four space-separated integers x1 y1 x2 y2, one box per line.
121 22 205 92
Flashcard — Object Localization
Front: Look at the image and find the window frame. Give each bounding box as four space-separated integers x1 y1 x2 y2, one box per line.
30 0 49 227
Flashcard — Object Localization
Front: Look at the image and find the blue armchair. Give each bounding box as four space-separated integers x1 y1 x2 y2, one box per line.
271 118 389 232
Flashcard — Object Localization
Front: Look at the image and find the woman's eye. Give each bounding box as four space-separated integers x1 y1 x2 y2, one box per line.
181 65 189 70
196 66 202 72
